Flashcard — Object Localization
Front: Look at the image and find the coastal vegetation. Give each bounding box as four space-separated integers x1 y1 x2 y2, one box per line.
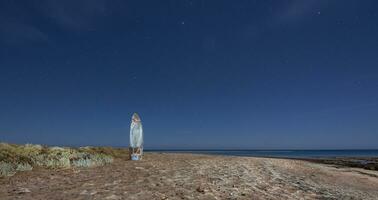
0 143 128 177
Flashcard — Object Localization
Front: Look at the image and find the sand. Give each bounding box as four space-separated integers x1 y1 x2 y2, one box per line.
1 153 378 200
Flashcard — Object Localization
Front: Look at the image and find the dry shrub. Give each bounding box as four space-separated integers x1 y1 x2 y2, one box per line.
0 143 118 177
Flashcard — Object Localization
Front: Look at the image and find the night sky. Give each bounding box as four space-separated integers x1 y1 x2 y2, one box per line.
1 0 378 149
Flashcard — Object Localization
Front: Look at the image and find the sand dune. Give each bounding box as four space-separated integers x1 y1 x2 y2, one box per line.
1 153 378 200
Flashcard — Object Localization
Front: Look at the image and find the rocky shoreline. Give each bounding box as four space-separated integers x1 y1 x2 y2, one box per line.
300 157 378 172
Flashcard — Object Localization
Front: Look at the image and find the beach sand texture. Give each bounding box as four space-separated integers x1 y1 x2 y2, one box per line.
1 153 378 200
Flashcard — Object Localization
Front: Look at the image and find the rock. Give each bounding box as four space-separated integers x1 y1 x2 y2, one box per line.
196 186 205 193
15 188 31 194
80 189 97 195
82 182 94 187
106 194 121 200
80 190 88 195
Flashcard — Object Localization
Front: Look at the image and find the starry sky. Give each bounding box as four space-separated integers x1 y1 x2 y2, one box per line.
1 0 378 149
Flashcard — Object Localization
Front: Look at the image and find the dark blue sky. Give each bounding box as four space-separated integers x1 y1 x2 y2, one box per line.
1 0 378 149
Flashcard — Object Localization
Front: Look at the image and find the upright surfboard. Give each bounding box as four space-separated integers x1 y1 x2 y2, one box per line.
129 113 143 160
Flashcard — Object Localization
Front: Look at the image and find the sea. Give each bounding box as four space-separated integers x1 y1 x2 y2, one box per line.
146 149 378 158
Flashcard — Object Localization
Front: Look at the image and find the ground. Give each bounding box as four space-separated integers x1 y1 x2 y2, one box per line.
1 153 378 200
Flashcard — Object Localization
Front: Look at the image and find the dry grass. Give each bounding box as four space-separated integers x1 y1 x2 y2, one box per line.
79 146 129 160
0 143 128 177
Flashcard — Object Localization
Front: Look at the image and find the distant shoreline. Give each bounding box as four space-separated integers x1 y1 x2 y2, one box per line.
147 150 378 171
146 149 378 158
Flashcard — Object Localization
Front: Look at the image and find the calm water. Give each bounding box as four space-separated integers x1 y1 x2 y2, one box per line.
147 150 378 158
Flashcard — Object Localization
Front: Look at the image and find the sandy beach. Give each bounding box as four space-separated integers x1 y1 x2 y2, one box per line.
1 153 378 200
